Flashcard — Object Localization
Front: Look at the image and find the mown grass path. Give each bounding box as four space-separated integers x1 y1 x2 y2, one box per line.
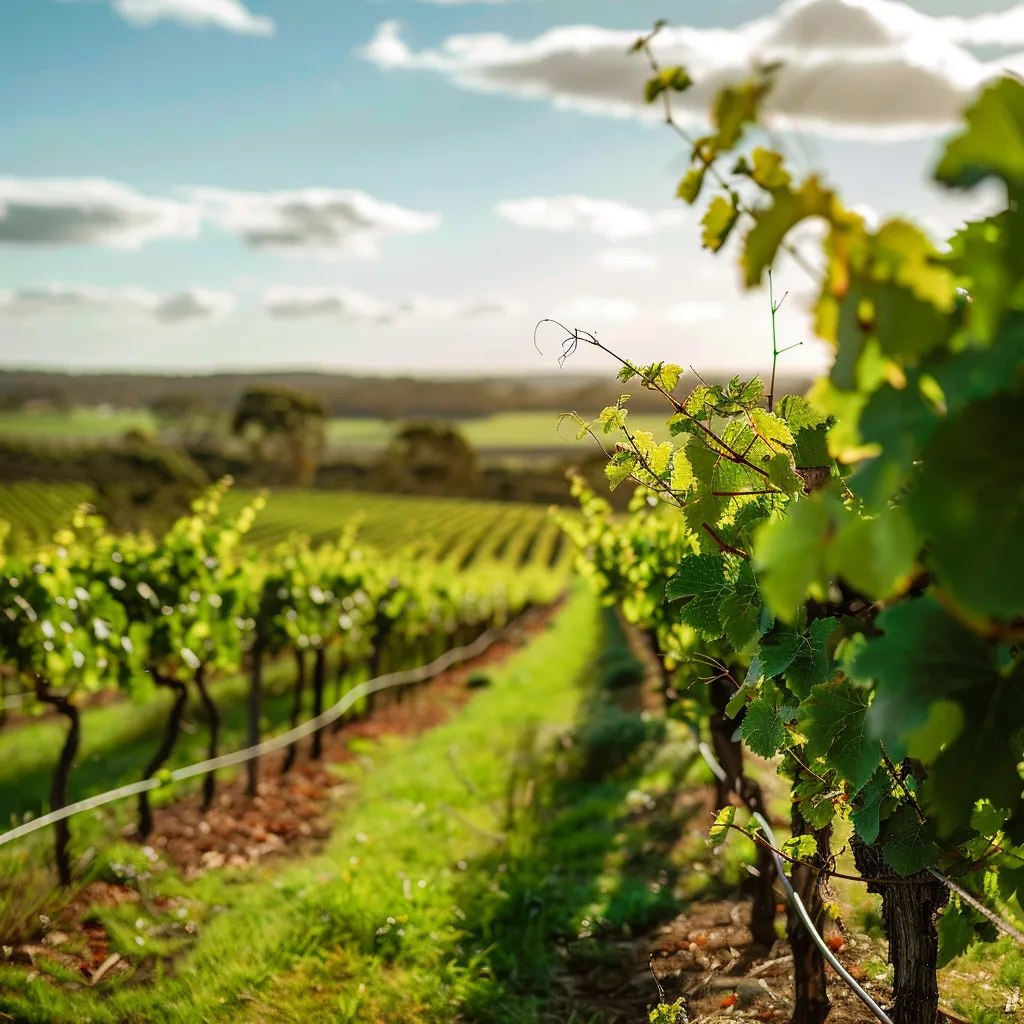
0 586 648 1023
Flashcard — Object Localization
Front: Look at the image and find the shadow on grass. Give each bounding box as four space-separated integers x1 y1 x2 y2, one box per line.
449 608 711 1024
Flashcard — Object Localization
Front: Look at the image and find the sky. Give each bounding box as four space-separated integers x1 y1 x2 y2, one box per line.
0 0 1019 378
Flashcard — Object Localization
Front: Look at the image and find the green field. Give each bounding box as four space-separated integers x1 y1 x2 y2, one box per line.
0 483 572 568
0 408 670 453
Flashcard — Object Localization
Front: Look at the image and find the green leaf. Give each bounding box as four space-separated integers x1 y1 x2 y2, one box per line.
647 441 673 477
786 617 838 699
882 805 938 876
782 833 820 860
850 379 937 510
719 560 761 651
851 770 888 846
742 695 797 758
749 147 792 189
934 76 1024 191
676 166 706 205
749 408 795 448
701 194 741 252
753 495 834 620
828 506 919 602
708 805 736 848
604 455 636 492
743 176 840 287
936 904 975 969
766 452 804 495
803 681 881 795
758 630 802 679
907 395 1024 620
670 449 695 493
854 598 980 756
644 66 693 104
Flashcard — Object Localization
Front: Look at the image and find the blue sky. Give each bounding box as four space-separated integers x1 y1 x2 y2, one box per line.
0 0 1018 376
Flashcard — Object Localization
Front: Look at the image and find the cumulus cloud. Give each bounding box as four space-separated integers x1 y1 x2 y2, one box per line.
361 0 1024 140
83 0 276 35
0 283 234 322
190 187 440 259
593 248 660 272
0 178 200 249
263 285 520 322
497 196 684 239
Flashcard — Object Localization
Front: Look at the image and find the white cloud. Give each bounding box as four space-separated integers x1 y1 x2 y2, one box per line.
108 0 274 35
593 247 660 272
496 196 684 240
263 285 520 321
0 283 234 322
0 178 200 249
664 301 724 324
361 0 1024 141
190 187 441 259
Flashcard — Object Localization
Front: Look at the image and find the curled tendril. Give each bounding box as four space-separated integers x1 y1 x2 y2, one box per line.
533 318 601 369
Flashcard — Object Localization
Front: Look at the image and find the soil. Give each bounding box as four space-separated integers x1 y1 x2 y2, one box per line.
4 605 556 988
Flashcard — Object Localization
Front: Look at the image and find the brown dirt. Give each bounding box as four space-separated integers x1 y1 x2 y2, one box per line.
6 605 558 988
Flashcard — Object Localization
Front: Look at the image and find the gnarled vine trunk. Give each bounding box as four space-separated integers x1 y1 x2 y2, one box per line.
193 664 220 811
35 679 80 886
331 650 349 735
787 797 831 1024
852 835 949 1024
139 670 188 840
281 648 307 775
709 676 777 947
246 638 264 798
310 647 327 760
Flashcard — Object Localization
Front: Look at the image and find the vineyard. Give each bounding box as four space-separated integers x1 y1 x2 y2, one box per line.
2 26 1024 1024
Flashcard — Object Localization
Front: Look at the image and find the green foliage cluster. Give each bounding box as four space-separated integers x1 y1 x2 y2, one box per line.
0 478 568 885
558 24 1024 1022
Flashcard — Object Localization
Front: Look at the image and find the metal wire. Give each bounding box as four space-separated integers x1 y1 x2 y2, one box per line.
0 624 506 851
697 741 895 1024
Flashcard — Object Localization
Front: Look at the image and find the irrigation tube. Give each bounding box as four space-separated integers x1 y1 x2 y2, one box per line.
697 741 895 1024
0 622 510 852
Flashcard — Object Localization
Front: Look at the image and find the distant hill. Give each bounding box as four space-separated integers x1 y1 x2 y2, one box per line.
0 368 816 420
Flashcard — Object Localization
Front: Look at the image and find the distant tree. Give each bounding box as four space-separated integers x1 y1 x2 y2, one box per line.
381 421 477 495
231 385 326 485
150 391 221 446
93 432 209 533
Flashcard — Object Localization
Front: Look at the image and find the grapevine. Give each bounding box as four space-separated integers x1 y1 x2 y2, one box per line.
556 22 1024 1024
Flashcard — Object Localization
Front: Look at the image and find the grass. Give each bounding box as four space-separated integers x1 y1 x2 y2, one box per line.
0 408 155 440
0 408 671 453
0 588 740 1023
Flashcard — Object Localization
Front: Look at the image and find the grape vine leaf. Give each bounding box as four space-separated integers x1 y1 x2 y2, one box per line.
742 175 840 287
757 629 802 679
934 76 1024 191
719 559 761 651
665 554 728 638
753 495 834 619
850 379 937 510
741 695 797 758
936 904 975 969
786 616 838 699
802 680 881 795
906 395 1024 620
709 806 736 848
882 804 938 876
850 769 888 846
